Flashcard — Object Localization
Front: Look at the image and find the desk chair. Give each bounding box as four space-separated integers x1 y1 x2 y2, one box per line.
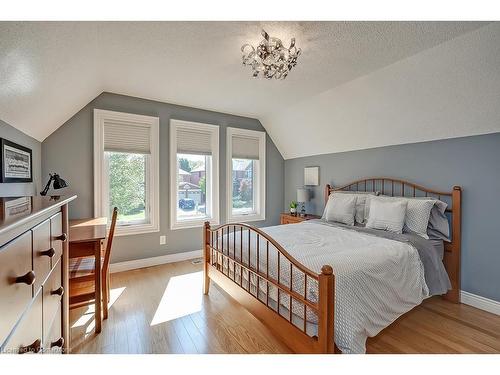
69 207 118 326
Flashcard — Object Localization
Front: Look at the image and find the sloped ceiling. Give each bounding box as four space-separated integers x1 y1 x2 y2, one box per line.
0 21 497 158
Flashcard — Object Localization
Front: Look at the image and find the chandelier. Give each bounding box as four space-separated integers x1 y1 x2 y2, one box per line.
241 29 301 80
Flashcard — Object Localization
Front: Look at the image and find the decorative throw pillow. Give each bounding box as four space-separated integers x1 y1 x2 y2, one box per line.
403 197 436 239
333 191 378 224
325 194 356 226
366 197 407 233
363 194 380 223
403 199 435 239
368 196 436 239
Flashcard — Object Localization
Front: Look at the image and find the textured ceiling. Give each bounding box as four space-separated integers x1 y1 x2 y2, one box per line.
0 21 491 153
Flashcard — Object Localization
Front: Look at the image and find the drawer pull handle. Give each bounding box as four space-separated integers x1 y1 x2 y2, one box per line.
15 271 36 286
56 233 67 242
51 337 64 348
40 247 56 258
51 286 64 296
19 339 41 354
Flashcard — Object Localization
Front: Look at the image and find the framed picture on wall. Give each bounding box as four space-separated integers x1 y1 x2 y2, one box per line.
304 166 319 186
0 138 33 183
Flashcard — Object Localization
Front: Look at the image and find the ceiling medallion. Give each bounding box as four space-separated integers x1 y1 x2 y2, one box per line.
241 29 301 80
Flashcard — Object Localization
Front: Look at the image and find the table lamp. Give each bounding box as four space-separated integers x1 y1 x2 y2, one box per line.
297 188 309 217
40 173 68 196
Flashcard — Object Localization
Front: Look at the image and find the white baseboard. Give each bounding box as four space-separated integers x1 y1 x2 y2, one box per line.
109 250 203 274
460 290 500 316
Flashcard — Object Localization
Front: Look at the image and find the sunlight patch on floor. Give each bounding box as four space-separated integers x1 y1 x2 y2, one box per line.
71 311 94 328
151 271 203 326
71 287 126 328
85 319 95 334
109 286 126 308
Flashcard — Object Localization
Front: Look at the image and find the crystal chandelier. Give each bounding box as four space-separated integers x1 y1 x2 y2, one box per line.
241 29 301 80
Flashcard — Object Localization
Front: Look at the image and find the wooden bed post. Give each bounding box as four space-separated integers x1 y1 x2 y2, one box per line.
203 221 211 295
444 186 462 303
318 265 335 353
325 184 331 205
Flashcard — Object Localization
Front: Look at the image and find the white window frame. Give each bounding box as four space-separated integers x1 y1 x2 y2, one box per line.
94 109 160 236
226 127 266 223
170 119 220 230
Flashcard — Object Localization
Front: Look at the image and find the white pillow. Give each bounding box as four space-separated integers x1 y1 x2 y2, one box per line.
333 191 377 224
375 196 435 238
325 194 356 226
366 197 407 233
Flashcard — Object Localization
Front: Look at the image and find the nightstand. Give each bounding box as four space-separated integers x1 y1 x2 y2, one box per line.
280 213 321 225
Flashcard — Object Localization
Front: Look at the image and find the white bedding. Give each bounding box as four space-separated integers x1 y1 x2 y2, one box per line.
216 221 429 353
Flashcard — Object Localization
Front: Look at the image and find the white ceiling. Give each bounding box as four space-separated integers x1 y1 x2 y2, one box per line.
264 22 500 159
0 21 495 158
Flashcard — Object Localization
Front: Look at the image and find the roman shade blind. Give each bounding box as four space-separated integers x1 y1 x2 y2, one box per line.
176 126 214 155
104 120 151 154
231 134 260 160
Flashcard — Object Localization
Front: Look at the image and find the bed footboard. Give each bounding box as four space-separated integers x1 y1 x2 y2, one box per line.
203 222 336 354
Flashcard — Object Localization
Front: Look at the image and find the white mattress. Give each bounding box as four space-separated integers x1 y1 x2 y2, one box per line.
216 221 429 353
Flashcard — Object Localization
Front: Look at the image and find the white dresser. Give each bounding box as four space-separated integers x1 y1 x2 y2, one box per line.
0 195 76 354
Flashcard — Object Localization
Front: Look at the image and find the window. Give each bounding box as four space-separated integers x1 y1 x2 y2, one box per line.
226 127 266 222
94 109 159 236
170 119 219 229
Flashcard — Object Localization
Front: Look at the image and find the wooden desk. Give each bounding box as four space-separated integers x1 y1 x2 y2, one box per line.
69 217 107 333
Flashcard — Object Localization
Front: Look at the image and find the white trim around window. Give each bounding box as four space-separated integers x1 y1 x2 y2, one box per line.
226 127 266 223
170 119 220 230
94 109 160 236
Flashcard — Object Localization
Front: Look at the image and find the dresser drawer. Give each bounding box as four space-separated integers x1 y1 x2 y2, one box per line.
1 291 42 354
43 304 63 354
0 231 33 346
42 259 62 340
32 219 53 293
50 213 64 264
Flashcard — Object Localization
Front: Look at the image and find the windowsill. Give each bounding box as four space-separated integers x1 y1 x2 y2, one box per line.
227 213 265 223
171 219 219 230
114 223 160 236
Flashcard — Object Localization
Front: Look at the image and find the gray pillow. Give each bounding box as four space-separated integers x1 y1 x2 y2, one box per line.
333 191 378 224
427 199 450 242
325 194 356 226
366 197 407 234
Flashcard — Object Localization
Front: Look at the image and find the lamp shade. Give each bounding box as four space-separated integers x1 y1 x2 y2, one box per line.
297 188 309 203
52 174 68 189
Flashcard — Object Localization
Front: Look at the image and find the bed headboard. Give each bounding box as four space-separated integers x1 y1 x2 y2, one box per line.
325 178 462 303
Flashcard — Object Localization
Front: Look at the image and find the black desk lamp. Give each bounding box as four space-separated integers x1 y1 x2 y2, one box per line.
40 173 68 196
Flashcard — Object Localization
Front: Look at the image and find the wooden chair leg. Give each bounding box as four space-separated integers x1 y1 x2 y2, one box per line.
94 244 102 333
107 269 110 301
102 269 109 320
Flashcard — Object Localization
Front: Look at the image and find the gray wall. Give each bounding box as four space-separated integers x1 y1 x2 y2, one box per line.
42 92 284 263
0 119 42 197
284 133 500 302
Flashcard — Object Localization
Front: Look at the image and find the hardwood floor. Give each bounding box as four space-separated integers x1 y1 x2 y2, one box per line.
70 259 500 354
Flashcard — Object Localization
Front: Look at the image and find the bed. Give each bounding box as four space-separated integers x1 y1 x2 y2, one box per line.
203 178 462 354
